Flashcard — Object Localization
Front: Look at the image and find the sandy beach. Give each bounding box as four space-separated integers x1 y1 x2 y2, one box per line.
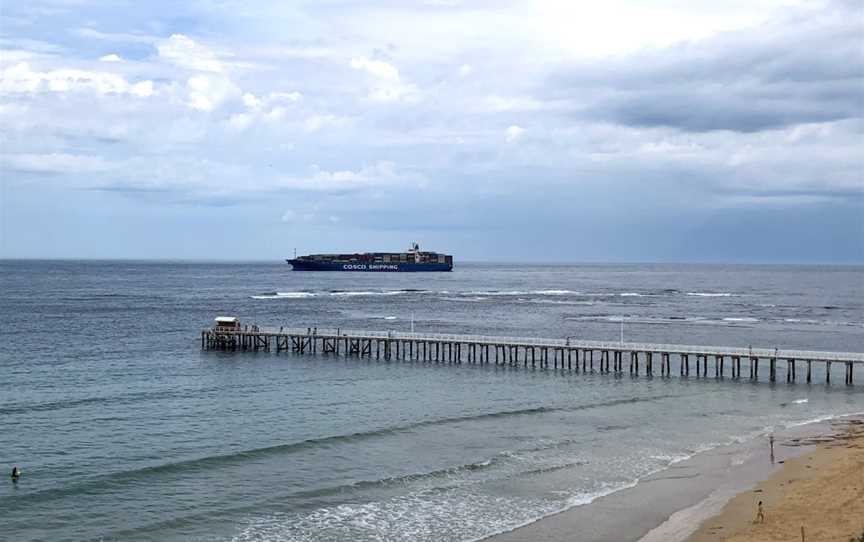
687 419 864 542
487 417 864 542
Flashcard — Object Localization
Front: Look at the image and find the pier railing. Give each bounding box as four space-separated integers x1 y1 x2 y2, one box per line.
230 326 864 363
201 325 862 385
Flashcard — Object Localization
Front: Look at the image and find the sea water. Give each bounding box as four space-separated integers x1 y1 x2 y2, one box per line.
1 261 862 541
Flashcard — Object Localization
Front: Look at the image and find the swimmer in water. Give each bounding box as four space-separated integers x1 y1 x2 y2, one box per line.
11 466 21 482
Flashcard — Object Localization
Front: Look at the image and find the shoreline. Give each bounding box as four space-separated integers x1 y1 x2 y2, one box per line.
684 417 864 541
484 414 862 542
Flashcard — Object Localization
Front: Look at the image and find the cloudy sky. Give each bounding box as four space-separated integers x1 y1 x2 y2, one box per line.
1 0 862 262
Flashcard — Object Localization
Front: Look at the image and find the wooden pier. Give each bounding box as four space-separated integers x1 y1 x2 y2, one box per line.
201 326 863 386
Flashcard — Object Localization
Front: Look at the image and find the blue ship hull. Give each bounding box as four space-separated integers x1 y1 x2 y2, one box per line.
287 259 452 272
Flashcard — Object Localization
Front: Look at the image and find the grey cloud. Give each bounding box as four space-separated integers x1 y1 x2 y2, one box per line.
597 86 859 132
551 1 864 132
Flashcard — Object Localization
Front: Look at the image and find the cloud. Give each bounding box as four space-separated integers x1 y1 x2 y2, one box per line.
227 113 253 131
0 62 154 97
276 161 423 192
185 74 238 111
303 114 349 132
270 91 302 102
481 94 546 113
550 1 864 132
242 90 302 110
156 34 223 72
350 56 399 80
73 27 156 44
226 91 306 130
505 125 524 142
350 55 418 102
98 53 123 63
1 152 112 174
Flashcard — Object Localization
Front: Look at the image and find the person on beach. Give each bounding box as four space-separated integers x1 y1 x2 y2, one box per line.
10 467 21 482
755 500 765 523
769 435 775 463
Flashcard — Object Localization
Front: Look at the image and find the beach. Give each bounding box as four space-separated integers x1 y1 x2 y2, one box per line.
687 418 864 542
487 417 864 542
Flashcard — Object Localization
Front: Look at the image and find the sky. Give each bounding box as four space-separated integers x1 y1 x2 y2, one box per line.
0 0 862 263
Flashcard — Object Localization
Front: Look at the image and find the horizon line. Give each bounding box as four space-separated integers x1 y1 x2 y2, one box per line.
1 257 862 266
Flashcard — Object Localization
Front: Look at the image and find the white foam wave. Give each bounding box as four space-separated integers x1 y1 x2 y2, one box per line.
649 453 692 464
687 292 735 297
783 413 841 428
251 291 316 299
524 299 593 306
253 289 418 299
466 289 578 297
330 290 404 297
467 290 528 296
722 317 759 322
792 398 808 404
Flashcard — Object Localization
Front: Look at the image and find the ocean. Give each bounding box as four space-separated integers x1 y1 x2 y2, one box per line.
1 261 862 541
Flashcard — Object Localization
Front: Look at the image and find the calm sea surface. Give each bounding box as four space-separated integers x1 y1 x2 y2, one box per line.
1 261 862 541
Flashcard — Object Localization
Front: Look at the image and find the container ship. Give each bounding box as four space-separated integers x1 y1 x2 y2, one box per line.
287 243 453 272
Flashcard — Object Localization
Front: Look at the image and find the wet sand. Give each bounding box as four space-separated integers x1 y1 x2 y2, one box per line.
485 418 862 542
687 418 864 542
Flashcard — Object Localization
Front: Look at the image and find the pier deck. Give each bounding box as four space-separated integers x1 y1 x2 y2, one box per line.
201 326 863 385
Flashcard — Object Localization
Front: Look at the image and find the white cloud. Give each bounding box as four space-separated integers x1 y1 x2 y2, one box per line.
242 90 302 110
276 161 422 191
227 91 307 129
350 56 418 102
186 74 237 111
505 125 525 142
99 53 124 63
156 34 223 72
270 91 303 102
482 94 546 113
459 64 472 76
0 62 153 97
1 152 112 174
227 113 253 131
74 28 156 44
130 80 154 97
242 92 260 108
367 83 418 103
304 114 349 132
350 56 399 80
